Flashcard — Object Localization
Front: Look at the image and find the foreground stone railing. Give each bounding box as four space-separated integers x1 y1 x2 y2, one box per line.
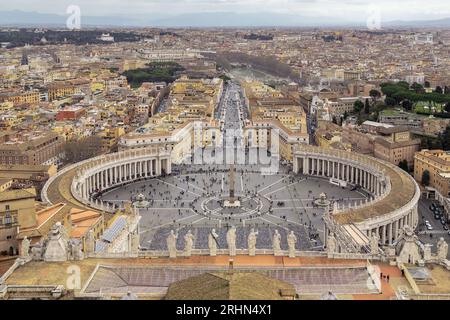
84 249 328 259
0 285 65 300
0 257 30 285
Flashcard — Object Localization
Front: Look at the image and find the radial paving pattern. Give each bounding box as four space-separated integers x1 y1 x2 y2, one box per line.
99 163 368 251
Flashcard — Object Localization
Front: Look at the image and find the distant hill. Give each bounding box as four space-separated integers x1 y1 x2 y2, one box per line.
0 10 449 28
0 10 354 28
386 17 450 28
0 10 142 27
148 12 356 27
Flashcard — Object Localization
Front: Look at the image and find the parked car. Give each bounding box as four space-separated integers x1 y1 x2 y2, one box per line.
427 225 433 230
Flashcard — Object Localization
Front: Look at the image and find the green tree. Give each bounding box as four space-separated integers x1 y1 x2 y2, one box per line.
411 82 425 94
422 170 431 186
445 102 450 113
435 86 443 94
402 100 413 111
364 98 370 114
398 159 409 172
354 100 364 113
343 111 349 120
397 81 410 90
385 96 397 106
424 81 431 88
445 86 450 95
332 116 338 124
370 89 381 102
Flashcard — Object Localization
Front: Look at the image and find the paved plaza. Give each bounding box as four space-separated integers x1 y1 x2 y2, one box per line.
99 163 368 251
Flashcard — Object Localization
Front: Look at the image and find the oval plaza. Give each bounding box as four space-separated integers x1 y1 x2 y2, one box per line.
42 139 420 255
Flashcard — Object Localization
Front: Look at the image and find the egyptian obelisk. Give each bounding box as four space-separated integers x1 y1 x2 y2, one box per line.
224 164 240 207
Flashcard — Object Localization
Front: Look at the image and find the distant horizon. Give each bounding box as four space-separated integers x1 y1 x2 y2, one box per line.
2 0 450 21
2 0 450 28
1 8 450 29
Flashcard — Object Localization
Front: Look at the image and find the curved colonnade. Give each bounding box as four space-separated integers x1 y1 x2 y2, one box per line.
293 145 420 245
42 147 171 213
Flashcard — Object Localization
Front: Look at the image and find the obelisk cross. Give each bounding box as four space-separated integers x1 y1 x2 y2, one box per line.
229 164 236 202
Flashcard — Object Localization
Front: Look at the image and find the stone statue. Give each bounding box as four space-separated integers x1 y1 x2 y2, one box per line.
130 232 140 254
43 222 70 262
247 228 258 256
85 230 95 254
437 237 448 261
226 226 237 256
386 245 396 259
398 226 422 264
184 230 195 257
287 231 297 258
332 201 339 214
370 232 379 255
31 245 43 261
167 230 178 258
327 232 337 254
423 243 432 262
208 228 219 256
123 202 134 216
70 239 84 261
21 236 30 258
273 229 282 256
55 222 69 243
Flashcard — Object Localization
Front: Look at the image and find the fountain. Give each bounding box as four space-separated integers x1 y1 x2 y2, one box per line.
314 192 331 207
133 193 150 208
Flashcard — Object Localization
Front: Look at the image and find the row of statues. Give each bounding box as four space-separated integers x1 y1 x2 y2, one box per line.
166 227 299 258
21 222 84 262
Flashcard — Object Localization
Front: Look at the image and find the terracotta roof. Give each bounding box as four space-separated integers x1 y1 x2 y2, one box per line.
69 208 102 239
70 217 102 238
70 208 101 223
0 188 36 202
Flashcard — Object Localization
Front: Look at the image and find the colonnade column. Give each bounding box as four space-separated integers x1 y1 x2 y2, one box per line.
388 223 393 244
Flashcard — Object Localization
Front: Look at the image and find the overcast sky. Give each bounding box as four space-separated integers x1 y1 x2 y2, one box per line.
1 0 450 21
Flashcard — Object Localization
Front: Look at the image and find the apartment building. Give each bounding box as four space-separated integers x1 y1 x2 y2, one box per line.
414 150 450 197
373 127 421 168
0 188 36 255
0 132 64 166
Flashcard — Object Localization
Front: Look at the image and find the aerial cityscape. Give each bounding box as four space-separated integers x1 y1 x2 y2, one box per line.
1 0 450 305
